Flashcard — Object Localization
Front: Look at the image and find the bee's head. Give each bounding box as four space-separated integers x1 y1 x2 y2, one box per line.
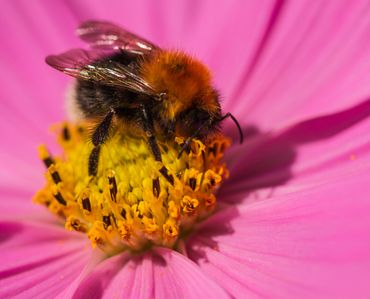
141 51 218 120
174 92 222 140
175 92 244 144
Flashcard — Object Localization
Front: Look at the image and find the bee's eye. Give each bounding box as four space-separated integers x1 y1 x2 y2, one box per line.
193 110 210 127
177 107 212 138
185 108 209 125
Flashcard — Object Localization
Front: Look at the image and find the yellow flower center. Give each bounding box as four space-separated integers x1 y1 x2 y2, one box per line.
33 122 230 254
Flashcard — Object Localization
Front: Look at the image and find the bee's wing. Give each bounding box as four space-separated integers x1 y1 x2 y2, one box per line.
77 20 158 54
45 48 157 97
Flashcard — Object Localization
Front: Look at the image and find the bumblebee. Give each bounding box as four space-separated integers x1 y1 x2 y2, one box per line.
46 20 243 183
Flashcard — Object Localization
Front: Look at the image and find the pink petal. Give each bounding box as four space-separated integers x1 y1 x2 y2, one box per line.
0 186 56 223
188 171 370 298
56 249 107 299
152 248 229 299
0 221 91 298
72 248 229 299
229 0 370 131
223 99 370 202
71 253 155 299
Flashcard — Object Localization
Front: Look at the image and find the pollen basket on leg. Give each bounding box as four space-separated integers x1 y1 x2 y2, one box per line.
33 122 230 253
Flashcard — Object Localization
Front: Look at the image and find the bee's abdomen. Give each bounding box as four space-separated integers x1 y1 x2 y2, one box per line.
75 80 116 118
75 81 138 118
74 52 142 119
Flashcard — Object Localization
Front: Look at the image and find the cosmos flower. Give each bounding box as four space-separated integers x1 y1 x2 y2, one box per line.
1 0 370 298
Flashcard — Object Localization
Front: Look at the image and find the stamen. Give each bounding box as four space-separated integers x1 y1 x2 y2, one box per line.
181 196 199 213
53 191 67 206
152 177 160 197
163 218 179 239
189 178 197 190
120 208 127 219
159 166 174 185
38 145 55 168
107 171 117 202
48 164 62 184
102 215 112 230
82 198 91 213
65 216 87 232
34 122 230 253
78 188 92 215
62 125 71 141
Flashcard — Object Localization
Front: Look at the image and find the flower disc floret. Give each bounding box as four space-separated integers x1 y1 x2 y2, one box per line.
34 123 230 253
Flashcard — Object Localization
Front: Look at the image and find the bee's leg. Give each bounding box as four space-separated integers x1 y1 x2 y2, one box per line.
178 120 211 158
88 110 115 177
140 105 174 185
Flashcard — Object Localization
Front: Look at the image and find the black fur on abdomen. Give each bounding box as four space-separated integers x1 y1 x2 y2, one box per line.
74 51 144 119
75 80 139 118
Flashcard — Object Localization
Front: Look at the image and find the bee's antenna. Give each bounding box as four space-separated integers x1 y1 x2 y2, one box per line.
219 113 244 144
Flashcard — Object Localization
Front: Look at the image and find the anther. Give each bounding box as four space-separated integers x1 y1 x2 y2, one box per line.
107 171 117 202
111 214 117 226
189 178 197 190
53 191 67 206
181 196 199 213
102 215 111 230
38 145 55 168
71 219 83 231
82 197 91 212
43 157 55 168
120 208 127 219
48 164 62 184
80 188 91 212
163 219 179 239
159 166 174 185
152 177 160 197
62 125 71 141
65 216 87 232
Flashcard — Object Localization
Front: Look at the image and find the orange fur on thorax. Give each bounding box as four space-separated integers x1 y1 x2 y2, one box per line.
141 50 216 119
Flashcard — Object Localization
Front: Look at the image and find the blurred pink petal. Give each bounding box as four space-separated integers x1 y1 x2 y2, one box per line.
72 248 229 299
0 189 54 222
188 171 370 298
0 221 92 298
